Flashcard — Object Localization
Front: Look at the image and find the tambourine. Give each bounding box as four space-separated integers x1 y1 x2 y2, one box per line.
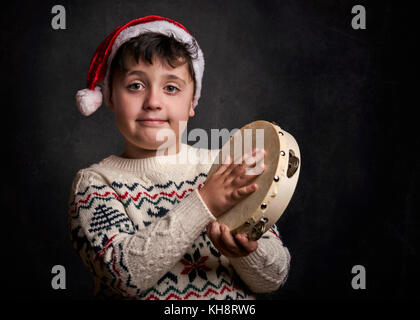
207 120 301 240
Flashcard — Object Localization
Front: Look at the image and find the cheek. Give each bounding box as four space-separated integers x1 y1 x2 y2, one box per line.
167 108 189 129
171 92 194 119
113 92 139 121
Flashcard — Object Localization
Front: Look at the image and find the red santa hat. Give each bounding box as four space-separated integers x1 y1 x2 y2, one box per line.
76 15 205 116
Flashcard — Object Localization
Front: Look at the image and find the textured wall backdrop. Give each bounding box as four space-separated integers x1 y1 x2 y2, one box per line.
2 0 418 300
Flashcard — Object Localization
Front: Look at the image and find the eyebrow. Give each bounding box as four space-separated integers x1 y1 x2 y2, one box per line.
165 74 186 86
125 70 187 86
125 70 146 77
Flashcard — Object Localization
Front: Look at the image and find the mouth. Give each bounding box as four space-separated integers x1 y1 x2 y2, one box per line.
136 119 168 126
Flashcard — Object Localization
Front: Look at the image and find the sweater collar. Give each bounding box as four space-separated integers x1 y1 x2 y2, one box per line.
100 143 204 172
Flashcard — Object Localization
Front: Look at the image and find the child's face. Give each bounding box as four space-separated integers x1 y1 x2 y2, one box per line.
108 55 195 155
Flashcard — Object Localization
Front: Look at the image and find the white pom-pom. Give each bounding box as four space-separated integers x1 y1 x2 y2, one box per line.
76 86 103 116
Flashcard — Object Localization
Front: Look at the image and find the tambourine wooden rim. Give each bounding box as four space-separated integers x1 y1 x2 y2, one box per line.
207 120 301 240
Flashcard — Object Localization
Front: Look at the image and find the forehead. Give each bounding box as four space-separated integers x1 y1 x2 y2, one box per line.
121 54 192 79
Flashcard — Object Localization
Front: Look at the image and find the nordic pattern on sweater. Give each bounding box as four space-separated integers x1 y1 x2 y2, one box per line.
68 145 291 300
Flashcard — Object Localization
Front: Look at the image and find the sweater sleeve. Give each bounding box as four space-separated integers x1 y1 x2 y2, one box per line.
228 223 291 294
68 169 216 298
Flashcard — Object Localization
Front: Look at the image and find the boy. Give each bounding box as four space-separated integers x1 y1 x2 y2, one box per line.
70 15 290 299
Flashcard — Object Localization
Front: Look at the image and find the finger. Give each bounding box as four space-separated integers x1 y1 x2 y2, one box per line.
216 155 232 175
219 224 248 256
233 161 264 185
210 221 221 238
232 148 259 167
228 149 265 183
207 222 236 257
245 149 266 167
206 222 219 248
226 148 258 177
208 221 225 251
223 150 256 184
235 233 259 253
244 159 265 176
231 183 257 201
227 162 248 185
221 155 238 177
208 222 248 258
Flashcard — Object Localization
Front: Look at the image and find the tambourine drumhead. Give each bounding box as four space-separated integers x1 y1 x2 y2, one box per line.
207 120 300 240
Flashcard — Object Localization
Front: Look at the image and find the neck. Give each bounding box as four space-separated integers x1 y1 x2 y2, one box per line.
121 141 182 159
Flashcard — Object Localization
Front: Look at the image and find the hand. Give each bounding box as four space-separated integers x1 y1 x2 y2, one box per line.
206 221 258 258
199 148 266 218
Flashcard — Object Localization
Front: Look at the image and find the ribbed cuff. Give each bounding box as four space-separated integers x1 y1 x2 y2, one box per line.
176 189 217 239
229 245 267 270
229 239 290 274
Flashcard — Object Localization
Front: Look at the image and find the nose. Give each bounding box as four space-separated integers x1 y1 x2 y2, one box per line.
143 87 162 110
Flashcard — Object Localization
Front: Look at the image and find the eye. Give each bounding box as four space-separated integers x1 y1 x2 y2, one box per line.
165 85 179 94
127 82 144 91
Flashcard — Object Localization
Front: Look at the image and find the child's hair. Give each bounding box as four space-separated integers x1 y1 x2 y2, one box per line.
108 32 199 99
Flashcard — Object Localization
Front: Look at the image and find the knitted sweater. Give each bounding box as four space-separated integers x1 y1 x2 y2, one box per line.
68 143 291 300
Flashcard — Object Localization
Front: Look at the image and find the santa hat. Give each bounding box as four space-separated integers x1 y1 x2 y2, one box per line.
76 15 205 116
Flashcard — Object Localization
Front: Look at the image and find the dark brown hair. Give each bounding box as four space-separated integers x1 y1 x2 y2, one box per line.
108 32 198 99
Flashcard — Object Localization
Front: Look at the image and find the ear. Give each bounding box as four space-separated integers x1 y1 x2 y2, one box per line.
104 86 115 112
189 101 195 117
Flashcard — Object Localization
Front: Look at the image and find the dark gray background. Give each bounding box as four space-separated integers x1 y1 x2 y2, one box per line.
2 0 418 300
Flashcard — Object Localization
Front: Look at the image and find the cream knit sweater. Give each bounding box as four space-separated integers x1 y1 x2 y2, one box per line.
68 143 290 300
